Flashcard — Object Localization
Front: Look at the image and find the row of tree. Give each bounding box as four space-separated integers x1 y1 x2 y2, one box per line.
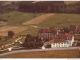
18 1 80 14
0 2 19 13
23 34 43 49
18 1 65 13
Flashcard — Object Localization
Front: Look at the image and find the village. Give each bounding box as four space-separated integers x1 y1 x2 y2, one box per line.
0 25 80 53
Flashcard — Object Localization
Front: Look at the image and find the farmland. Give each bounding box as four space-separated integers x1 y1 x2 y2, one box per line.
64 1 78 5
38 13 80 28
0 11 43 26
0 26 27 36
0 49 80 58
23 13 54 25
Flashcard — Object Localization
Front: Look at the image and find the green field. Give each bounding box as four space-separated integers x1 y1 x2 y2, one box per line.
38 13 80 28
64 1 78 5
0 11 42 26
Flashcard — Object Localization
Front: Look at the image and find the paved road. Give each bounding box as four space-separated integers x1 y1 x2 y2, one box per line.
0 46 80 57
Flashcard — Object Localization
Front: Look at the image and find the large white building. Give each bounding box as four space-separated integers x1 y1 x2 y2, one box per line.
50 33 74 48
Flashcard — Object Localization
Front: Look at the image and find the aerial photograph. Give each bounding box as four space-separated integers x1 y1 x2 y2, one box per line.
0 1 80 58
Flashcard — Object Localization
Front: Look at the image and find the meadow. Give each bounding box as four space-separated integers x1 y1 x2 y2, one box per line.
38 13 80 28
64 1 78 5
0 11 42 26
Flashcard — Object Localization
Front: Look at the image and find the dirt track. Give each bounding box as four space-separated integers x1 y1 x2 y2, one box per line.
23 13 55 25
0 13 54 36
0 26 27 36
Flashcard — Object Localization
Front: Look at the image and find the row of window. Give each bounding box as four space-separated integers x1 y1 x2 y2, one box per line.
51 43 69 47
40 33 55 39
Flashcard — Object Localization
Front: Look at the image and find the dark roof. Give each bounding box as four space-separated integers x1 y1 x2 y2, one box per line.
50 39 66 43
69 25 76 31
38 28 57 34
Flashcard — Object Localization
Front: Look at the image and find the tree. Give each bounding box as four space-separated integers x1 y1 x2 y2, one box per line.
38 41 43 47
8 31 15 38
63 28 70 33
0 36 1 40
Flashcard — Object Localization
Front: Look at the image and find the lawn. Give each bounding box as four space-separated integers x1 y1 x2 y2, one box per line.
0 49 80 58
38 13 80 28
0 11 42 26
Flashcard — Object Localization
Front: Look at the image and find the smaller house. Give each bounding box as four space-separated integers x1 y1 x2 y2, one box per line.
69 25 80 34
69 25 76 33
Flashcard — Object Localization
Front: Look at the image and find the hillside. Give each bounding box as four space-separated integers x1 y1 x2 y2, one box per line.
0 11 42 26
38 13 80 28
64 1 78 5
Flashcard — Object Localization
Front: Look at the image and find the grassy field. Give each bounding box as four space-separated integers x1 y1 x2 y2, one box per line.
16 28 39 36
38 13 80 28
64 1 78 5
0 49 80 58
0 11 42 26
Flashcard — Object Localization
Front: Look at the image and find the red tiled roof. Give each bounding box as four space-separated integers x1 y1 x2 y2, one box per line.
50 40 54 43
59 33 72 40
54 39 66 43
38 35 42 39
50 39 66 43
38 28 57 34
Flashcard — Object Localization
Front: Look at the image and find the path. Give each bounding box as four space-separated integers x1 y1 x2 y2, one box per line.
0 26 27 36
23 13 55 25
0 46 80 57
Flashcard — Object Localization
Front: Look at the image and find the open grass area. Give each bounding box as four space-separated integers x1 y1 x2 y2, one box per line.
0 11 42 26
0 49 80 58
38 13 80 28
15 28 39 37
64 1 78 5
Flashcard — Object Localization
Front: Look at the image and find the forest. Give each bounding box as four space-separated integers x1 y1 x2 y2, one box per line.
18 1 80 14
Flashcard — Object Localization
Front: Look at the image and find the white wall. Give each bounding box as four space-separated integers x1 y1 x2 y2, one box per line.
51 42 69 48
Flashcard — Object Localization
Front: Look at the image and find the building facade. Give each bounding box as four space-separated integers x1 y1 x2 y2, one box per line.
50 33 74 48
38 28 58 40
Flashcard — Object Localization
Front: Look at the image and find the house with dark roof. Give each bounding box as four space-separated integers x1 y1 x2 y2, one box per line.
69 25 80 33
38 28 58 40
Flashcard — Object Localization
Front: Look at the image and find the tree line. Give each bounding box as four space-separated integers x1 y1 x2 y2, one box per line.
23 34 43 49
0 2 19 13
18 1 80 14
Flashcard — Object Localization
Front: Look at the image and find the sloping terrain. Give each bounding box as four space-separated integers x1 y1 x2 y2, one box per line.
38 13 80 28
0 26 27 36
23 13 54 25
0 11 42 26
64 1 78 5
